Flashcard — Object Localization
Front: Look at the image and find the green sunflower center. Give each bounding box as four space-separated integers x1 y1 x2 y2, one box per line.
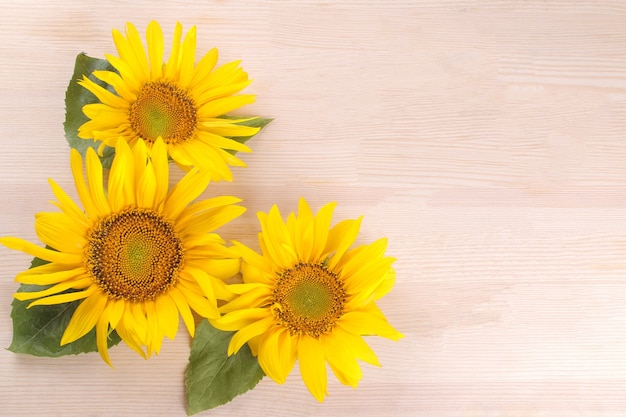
272 262 346 338
129 81 197 144
84 208 184 302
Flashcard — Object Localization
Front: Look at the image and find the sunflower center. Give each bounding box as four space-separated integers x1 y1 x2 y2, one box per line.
84 208 184 302
129 81 197 144
271 262 346 338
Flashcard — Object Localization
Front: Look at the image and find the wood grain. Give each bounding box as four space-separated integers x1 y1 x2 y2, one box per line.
1 1 626 416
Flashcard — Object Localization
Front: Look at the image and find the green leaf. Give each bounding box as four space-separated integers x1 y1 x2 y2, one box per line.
64 53 117 169
8 255 121 357
186 320 265 415
219 115 273 155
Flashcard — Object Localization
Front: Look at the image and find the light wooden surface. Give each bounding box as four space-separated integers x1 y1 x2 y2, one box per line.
1 1 626 416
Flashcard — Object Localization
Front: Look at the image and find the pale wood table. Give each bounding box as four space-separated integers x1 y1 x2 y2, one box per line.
1 1 626 416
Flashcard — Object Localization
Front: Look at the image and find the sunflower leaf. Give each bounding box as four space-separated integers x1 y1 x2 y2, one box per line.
219 115 273 155
8 255 121 357
185 320 265 415
64 53 117 169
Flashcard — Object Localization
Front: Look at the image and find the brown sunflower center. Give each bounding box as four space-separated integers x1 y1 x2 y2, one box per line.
129 81 197 144
271 262 346 338
84 208 184 302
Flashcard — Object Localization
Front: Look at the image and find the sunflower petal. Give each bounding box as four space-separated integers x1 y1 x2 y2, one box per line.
34 212 86 254
196 95 256 119
218 285 270 313
15 277 93 302
258 326 296 384
25 286 97 307
168 286 195 337
146 20 164 79
0 236 82 266
184 258 240 281
178 279 219 319
227 314 274 356
311 201 336 261
344 257 396 307
325 218 362 270
156 293 179 339
145 300 162 357
136 159 157 209
132 137 149 182
107 298 126 329
195 131 252 153
48 178 88 224
150 138 169 208
178 24 196 88
179 205 246 236
178 196 242 223
70 149 99 219
298 335 327 402
295 198 314 261
15 261 77 277
232 241 274 277
181 267 218 305
336 238 388 278
189 48 218 89
85 149 111 217
372 268 396 300
121 22 149 80
212 278 236 302
204 60 247 89
78 76 128 109
259 206 296 269
116 315 147 359
96 312 113 366
16 266 87 285
93 70 136 101
321 328 363 388
104 53 141 92
108 138 136 210
213 307 269 330
199 119 259 137
334 322 381 366
337 310 403 341
164 22 183 79
195 80 253 105
60 292 108 345
172 140 235 181
163 168 211 220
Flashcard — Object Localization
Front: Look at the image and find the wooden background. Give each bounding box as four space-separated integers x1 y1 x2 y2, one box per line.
1 1 626 416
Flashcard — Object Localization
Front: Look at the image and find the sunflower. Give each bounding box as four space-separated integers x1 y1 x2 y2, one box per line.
0 138 245 365
77 20 259 181
213 198 402 401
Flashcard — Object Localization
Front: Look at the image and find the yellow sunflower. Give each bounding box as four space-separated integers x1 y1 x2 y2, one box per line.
78 20 259 181
0 138 245 365
213 198 402 401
